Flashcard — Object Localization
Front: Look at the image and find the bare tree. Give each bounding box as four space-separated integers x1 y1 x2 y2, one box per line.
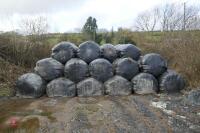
183 4 200 30
159 3 183 31
20 16 48 35
159 3 200 31
134 8 160 31
187 16 200 30
134 2 200 32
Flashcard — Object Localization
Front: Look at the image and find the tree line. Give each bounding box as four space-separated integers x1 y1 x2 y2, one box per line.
1 1 200 44
134 2 200 32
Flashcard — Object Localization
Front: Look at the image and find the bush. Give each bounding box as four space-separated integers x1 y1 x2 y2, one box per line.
0 58 28 96
137 31 200 88
0 32 51 68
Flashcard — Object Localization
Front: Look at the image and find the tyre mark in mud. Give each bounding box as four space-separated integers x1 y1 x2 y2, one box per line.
129 96 172 133
68 111 92 133
107 96 151 133
114 97 159 133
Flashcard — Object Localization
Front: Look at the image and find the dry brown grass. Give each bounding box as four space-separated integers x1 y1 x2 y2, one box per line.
136 31 200 88
0 31 199 96
0 33 51 68
0 33 51 96
0 58 29 96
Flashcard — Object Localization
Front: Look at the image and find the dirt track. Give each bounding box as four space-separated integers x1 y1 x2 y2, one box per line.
0 94 200 133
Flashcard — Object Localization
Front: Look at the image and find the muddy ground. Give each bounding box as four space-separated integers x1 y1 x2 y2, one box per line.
0 93 200 133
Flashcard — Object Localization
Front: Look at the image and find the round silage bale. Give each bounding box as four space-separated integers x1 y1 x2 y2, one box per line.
34 58 64 81
104 76 132 96
46 77 76 97
64 58 88 83
89 58 113 82
16 73 46 98
51 41 78 64
159 70 185 93
100 44 118 62
132 73 158 94
113 58 139 80
77 41 101 63
77 78 104 97
115 44 141 60
140 53 167 77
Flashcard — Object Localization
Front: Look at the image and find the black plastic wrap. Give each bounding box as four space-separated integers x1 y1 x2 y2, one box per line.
113 58 139 80
77 41 101 63
51 41 78 64
89 58 113 82
46 78 76 97
132 73 158 94
140 53 167 77
64 58 89 83
159 70 185 93
104 76 132 96
16 73 46 98
34 58 64 81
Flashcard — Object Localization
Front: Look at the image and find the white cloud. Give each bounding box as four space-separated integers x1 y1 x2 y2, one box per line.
0 0 84 14
0 0 199 32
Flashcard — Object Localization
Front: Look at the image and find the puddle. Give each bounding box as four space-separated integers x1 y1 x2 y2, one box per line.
1 115 40 132
0 99 33 124
0 99 55 132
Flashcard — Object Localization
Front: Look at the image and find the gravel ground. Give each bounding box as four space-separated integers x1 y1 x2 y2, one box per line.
0 92 199 133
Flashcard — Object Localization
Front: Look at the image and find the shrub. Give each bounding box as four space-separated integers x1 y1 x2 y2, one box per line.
0 32 51 68
137 31 200 88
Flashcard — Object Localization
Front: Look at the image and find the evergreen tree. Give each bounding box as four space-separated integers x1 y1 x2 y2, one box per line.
82 16 98 41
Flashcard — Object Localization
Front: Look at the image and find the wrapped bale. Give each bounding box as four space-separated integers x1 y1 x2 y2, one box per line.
140 53 167 77
51 41 78 64
46 78 76 97
34 58 64 81
64 58 88 83
16 73 46 98
89 58 113 82
132 73 158 94
104 76 132 96
113 58 139 80
100 44 118 62
115 44 141 60
77 41 101 63
159 70 185 93
77 78 104 97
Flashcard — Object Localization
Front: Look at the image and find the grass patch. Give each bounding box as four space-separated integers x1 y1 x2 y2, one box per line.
76 105 99 115
40 111 56 122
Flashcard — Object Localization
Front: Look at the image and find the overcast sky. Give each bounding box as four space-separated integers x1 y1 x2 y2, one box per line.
0 0 199 33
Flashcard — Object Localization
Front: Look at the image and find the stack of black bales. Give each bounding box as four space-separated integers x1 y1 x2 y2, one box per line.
16 41 185 98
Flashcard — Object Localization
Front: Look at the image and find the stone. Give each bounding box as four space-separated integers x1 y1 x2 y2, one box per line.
104 76 132 96
186 89 200 106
